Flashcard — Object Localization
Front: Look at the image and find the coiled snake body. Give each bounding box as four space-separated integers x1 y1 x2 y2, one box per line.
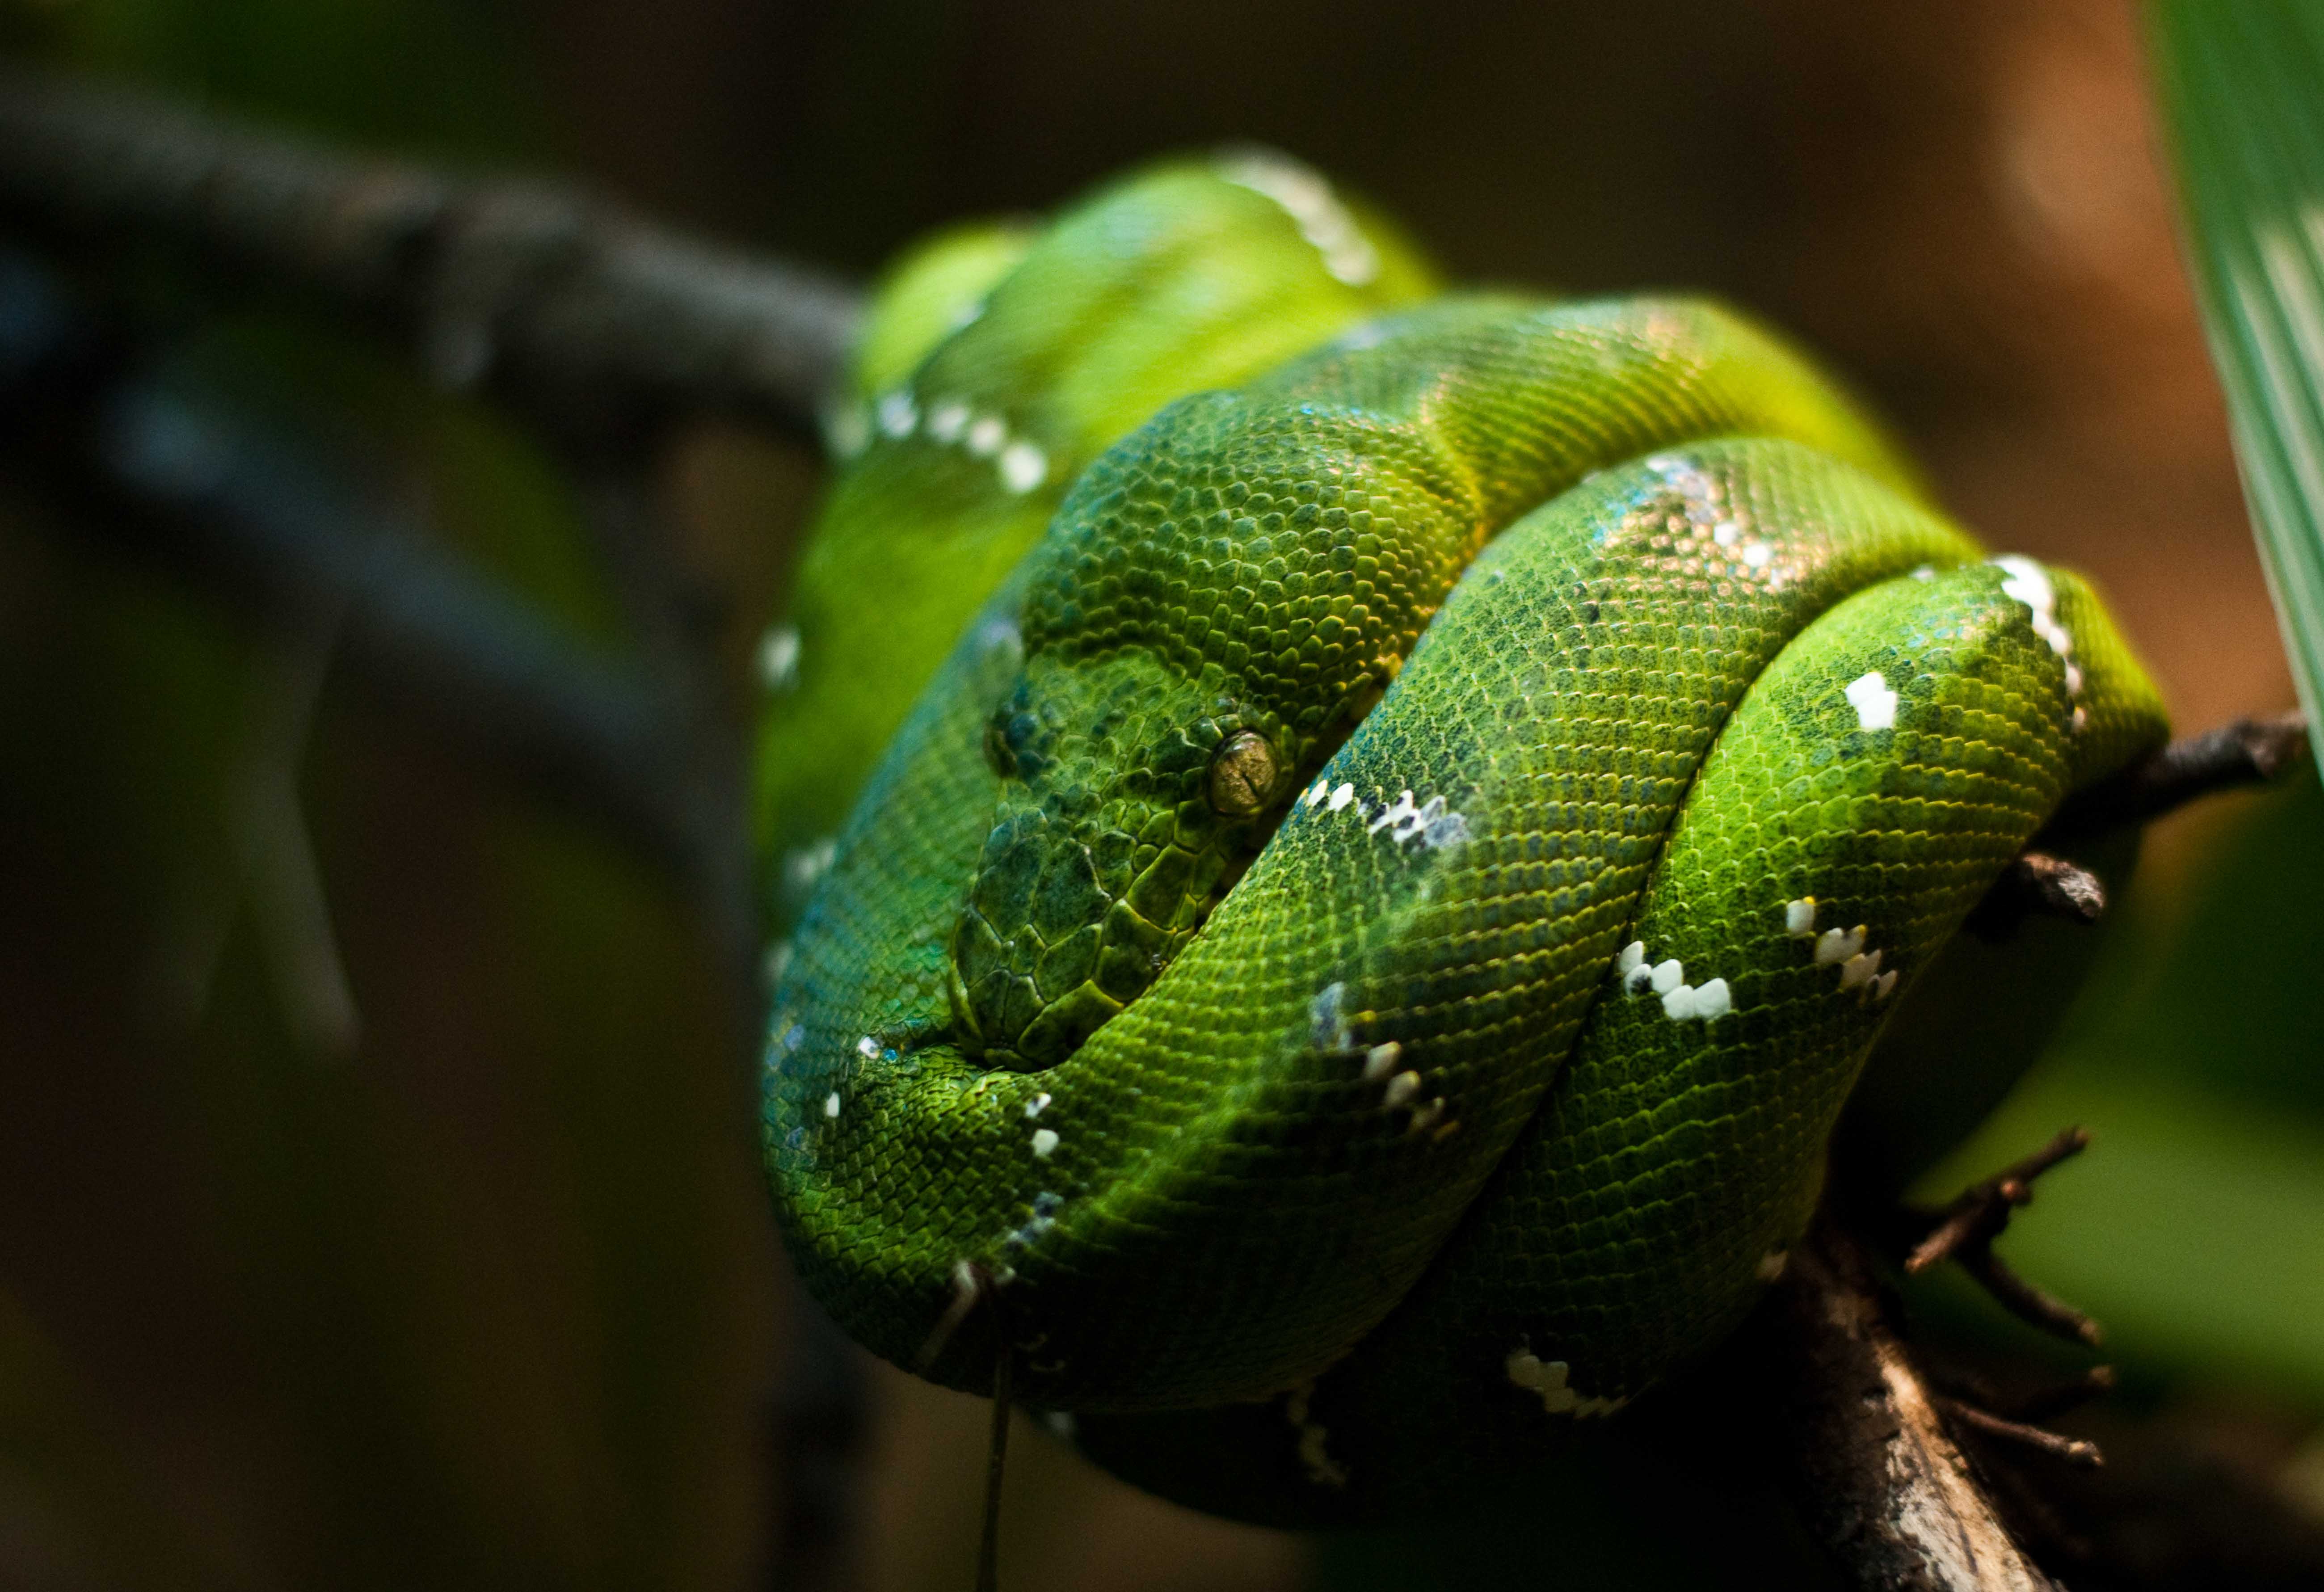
757 155 2167 1525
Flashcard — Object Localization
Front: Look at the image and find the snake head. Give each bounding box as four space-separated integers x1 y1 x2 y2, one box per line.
948 651 1299 1070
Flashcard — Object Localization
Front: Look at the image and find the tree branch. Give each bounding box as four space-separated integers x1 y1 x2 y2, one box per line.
0 244 704 881
1760 1211 2061 1592
0 66 863 442
2043 710 2311 842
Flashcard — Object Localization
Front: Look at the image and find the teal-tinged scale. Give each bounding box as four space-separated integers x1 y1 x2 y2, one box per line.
760 172 2172 1529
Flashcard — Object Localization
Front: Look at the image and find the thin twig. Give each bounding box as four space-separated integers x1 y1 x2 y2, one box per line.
2008 1365 2117 1426
1939 1401 2105 1471
2043 711 2312 841
0 66 863 441
1900 1127 2102 1348
1905 1128 2090 1276
1963 852 2106 942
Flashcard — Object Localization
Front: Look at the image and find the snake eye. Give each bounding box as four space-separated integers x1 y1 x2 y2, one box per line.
1207 730 1280 817
983 718 1015 777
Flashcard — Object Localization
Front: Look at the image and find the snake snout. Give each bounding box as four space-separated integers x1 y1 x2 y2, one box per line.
948 804 1161 1069
950 653 1304 1068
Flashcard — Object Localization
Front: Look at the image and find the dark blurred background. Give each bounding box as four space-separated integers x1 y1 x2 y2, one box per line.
0 2 2317 1588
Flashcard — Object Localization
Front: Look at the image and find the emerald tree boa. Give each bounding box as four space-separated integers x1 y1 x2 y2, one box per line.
754 151 2166 1525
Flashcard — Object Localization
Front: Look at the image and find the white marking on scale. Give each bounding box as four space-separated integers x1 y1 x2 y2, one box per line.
823 1091 841 1119
1361 1042 1403 1082
1030 1128 1060 1158
1757 1250 1790 1282
1504 1350 1629 1419
826 404 871 458
876 391 917 438
1309 982 1351 1050
1910 563 1937 580
2072 705 2088 734
998 442 1048 493
1785 897 1818 937
925 401 969 442
758 623 802 692
1217 150 1380 288
1845 670 1899 731
1023 1092 1052 1119
1383 1071 1423 1109
1283 1380 1352 1487
1419 796 1470 848
914 1259 983 1367
1660 977 1731 1022
1815 925 1867 966
1650 959 1685 995
1408 1097 1447 1134
1304 779 1330 808
1839 948 1884 990
977 615 1023 662
964 415 1006 457
1872 969 1900 1002
855 1035 880 1059
1367 789 1419 836
783 837 838 899
1617 940 1646 977
1992 554 2080 679
1327 782 1356 812
1742 541 1773 569
1713 521 1739 547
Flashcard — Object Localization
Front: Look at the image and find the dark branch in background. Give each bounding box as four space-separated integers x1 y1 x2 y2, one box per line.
0 65 863 443
4 69 2320 1592
0 55 869 1576
1900 1128 2102 1348
768 1292 871 1592
0 247 703 879
2043 710 2311 842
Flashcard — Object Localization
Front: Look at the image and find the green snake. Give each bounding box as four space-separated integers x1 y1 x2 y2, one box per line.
755 152 2169 1526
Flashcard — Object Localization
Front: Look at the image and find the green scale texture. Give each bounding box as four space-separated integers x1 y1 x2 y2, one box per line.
754 154 1439 924
757 162 2171 1526
1074 544 2164 1522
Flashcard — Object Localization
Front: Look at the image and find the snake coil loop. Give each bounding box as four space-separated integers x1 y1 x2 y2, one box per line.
755 152 2168 1525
